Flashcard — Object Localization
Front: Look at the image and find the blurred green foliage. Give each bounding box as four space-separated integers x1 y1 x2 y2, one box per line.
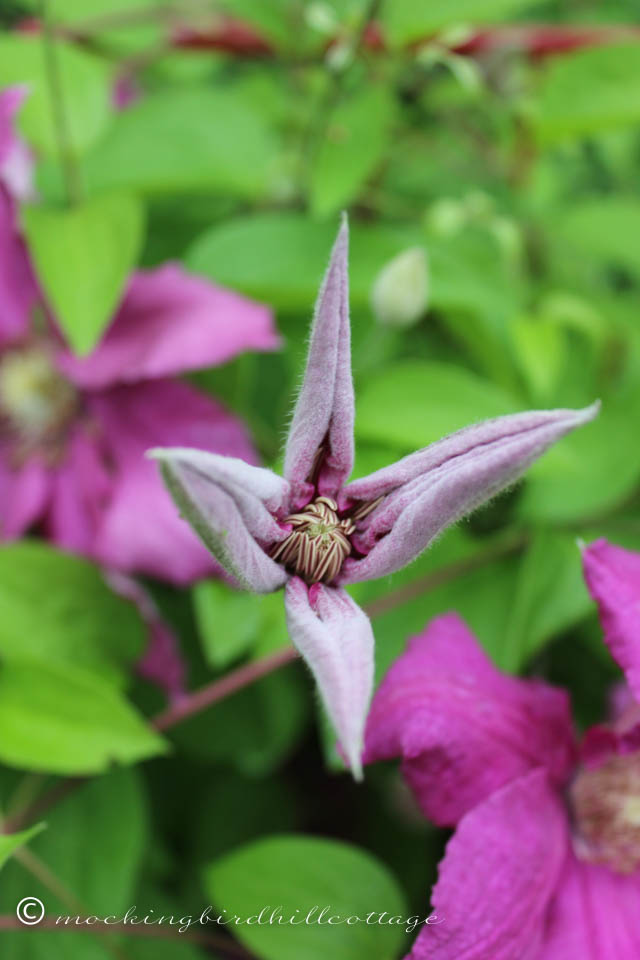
3 0 640 957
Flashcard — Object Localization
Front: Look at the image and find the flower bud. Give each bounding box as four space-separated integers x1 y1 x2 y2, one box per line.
371 247 429 329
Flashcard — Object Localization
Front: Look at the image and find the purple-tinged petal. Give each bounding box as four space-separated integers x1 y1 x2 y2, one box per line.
0 87 34 201
105 571 187 704
408 769 568 960
364 614 576 825
582 539 640 703
0 189 37 346
284 216 354 507
540 854 640 960
340 403 599 584
0 445 49 539
45 425 113 555
58 263 280 389
285 577 374 780
91 379 266 586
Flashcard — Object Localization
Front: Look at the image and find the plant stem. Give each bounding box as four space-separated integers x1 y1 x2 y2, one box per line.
152 644 298 732
4 531 528 832
40 0 82 206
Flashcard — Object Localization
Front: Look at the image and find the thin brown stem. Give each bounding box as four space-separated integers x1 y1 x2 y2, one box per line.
152 645 298 732
4 530 528 833
0 915 252 956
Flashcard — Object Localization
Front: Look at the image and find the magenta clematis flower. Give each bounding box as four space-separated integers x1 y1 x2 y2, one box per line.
364 603 640 958
151 216 598 778
0 86 279 585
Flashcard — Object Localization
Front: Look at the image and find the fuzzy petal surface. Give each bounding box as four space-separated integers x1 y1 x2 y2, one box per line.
284 216 354 506
540 853 640 960
285 577 374 779
92 379 262 585
364 613 576 825
408 769 568 960
148 418 290 589
582 539 640 704
59 263 279 389
340 404 599 584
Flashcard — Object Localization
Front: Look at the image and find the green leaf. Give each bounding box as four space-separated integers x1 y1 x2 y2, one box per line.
193 582 290 668
381 0 533 46
84 87 280 199
193 580 264 669
206 835 409 960
535 43 640 143
355 360 519 450
0 660 167 774
22 191 144 355
501 532 592 671
186 212 422 312
0 823 46 872
0 34 110 156
0 541 145 687
170 668 306 777
0 769 147 960
309 85 394 217
552 198 640 275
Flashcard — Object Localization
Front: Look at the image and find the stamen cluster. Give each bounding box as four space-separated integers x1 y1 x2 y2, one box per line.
571 752 640 874
271 496 356 585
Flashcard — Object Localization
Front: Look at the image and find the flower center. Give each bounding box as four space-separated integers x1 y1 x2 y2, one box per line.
270 496 356 585
570 751 640 874
0 346 77 452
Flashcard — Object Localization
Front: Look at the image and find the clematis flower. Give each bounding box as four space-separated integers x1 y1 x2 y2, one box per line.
364 606 640 958
151 215 598 778
0 86 279 585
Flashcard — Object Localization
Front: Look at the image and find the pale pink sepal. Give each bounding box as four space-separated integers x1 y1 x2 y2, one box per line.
409 770 568 960
148 447 290 593
283 214 354 507
284 577 374 780
341 403 600 584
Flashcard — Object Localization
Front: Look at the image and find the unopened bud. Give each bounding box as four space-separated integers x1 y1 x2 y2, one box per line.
371 248 429 328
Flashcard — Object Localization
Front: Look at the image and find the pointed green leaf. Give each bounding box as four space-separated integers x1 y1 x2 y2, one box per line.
22 191 144 355
310 85 394 217
0 823 46 872
0 660 167 774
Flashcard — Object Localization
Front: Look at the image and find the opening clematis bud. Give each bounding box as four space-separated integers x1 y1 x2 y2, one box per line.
371 247 429 329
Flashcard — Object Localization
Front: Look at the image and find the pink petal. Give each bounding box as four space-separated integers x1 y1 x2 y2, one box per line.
45 425 113 555
0 445 50 539
340 404 600 584
0 87 26 166
58 263 279 389
363 613 576 825
0 188 36 346
582 539 640 704
0 87 34 202
540 854 640 960
105 571 187 703
284 215 354 507
409 769 568 960
91 378 266 585
285 577 374 780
